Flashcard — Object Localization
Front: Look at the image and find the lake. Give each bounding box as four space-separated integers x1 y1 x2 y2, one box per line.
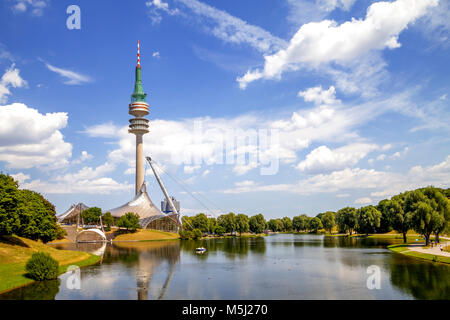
1 234 449 300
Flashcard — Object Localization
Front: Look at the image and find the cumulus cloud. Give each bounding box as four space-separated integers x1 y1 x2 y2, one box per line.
296 143 379 174
10 172 30 184
286 0 356 26
43 61 92 85
298 85 340 105
72 151 93 164
222 154 450 198
237 0 438 88
0 103 72 169
146 0 180 24
354 197 373 205
0 64 27 103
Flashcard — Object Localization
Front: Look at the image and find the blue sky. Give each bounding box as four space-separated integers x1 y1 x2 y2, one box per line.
0 0 449 218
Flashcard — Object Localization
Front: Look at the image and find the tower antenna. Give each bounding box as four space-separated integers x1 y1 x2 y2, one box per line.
137 40 141 68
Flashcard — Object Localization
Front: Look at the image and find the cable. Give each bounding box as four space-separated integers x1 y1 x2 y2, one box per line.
150 158 225 218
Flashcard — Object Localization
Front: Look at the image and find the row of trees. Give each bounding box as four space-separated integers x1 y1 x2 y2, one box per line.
181 187 449 245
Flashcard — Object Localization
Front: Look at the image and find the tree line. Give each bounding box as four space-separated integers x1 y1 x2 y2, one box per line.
180 186 449 245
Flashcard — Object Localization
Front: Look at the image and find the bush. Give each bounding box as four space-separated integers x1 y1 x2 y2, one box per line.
179 229 194 240
25 252 59 280
55 225 67 240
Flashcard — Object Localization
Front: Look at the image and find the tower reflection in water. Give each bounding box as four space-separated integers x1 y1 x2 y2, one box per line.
105 241 180 300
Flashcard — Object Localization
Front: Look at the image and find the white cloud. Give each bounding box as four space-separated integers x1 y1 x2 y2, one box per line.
152 51 161 59
440 94 447 100
376 154 386 161
146 0 180 24
10 172 30 184
296 143 379 174
184 165 201 174
72 150 93 164
43 61 92 85
286 0 356 26
237 0 438 88
298 85 340 105
202 169 210 177
354 197 373 205
82 122 120 138
0 64 27 103
12 0 49 16
390 146 409 159
0 103 72 169
149 0 287 54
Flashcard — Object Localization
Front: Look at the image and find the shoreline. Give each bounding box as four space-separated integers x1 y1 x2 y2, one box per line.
388 242 450 265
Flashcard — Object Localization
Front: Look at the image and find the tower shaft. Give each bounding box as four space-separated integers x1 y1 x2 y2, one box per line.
136 134 144 195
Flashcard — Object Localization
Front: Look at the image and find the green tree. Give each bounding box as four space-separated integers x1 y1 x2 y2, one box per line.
103 212 114 228
217 212 236 233
336 207 358 235
293 214 309 232
192 213 209 233
215 225 226 236
0 174 20 236
407 187 449 245
192 228 203 239
81 207 102 225
281 217 293 232
249 214 266 234
268 219 279 232
320 211 336 234
181 216 194 230
385 194 411 243
117 212 140 232
235 214 250 235
376 199 393 233
357 206 381 235
309 217 323 233
207 217 217 234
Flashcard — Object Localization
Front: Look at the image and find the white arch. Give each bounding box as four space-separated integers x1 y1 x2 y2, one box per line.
76 228 106 242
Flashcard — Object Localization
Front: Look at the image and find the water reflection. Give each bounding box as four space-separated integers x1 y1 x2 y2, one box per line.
0 235 448 300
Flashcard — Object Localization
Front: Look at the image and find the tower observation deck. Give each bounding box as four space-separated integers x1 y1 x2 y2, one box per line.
129 40 149 194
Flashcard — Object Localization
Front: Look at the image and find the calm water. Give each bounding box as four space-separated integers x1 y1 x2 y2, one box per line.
1 234 449 300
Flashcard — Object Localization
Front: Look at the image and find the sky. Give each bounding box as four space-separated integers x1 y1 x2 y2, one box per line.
0 0 449 219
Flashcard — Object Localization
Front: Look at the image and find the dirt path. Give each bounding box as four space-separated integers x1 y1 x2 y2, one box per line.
406 241 450 257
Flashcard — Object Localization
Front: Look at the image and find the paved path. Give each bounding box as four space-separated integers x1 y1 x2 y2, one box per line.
406 241 450 257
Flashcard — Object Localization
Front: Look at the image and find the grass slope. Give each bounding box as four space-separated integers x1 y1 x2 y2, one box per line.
0 235 101 294
113 229 179 241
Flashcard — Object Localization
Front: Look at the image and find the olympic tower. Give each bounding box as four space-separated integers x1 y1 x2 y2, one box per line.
129 41 150 194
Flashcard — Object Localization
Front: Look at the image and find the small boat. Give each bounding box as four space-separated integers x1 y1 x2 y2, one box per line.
195 247 206 253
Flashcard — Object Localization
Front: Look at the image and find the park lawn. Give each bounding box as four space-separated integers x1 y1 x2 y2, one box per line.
388 244 450 265
0 235 101 294
113 229 179 241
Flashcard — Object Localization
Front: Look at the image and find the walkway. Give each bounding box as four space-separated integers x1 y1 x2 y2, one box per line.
407 241 450 257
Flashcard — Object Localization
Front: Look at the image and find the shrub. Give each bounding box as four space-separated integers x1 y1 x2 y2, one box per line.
25 252 59 280
179 229 194 240
55 225 67 240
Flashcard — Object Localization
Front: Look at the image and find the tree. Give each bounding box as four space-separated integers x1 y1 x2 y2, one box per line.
192 213 209 233
309 217 323 233
376 199 393 233
281 217 293 232
181 216 194 230
235 214 250 235
217 212 236 233
357 206 381 235
81 207 102 225
293 214 309 232
117 212 140 232
249 214 266 234
103 212 114 228
320 211 335 234
268 219 284 232
207 217 217 234
336 207 358 235
215 225 226 236
407 187 449 245
192 228 203 239
385 194 411 243
0 174 20 236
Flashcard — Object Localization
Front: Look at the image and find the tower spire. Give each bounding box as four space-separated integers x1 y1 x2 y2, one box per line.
137 40 141 68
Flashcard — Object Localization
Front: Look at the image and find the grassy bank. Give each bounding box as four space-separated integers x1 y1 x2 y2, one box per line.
112 229 180 242
202 233 267 239
0 235 101 294
388 244 450 265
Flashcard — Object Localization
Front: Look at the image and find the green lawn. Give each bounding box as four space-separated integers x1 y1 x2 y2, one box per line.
0 235 101 294
388 244 450 265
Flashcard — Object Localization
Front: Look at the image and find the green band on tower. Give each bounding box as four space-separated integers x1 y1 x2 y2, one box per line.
131 66 147 102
